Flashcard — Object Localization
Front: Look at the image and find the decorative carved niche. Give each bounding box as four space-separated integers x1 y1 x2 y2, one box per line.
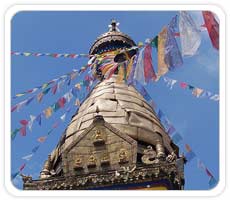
87 155 97 168
93 129 105 146
101 153 110 167
74 157 83 171
118 148 129 164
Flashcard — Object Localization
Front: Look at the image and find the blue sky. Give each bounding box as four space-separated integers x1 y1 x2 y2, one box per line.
11 11 219 190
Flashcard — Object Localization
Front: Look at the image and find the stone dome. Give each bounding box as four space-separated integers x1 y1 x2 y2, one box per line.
89 20 136 55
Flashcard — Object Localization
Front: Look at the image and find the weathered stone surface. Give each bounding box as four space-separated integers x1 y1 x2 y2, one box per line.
40 75 178 182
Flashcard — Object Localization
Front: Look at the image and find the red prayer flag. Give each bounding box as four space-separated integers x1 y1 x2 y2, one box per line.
202 11 219 50
174 32 180 37
52 121 59 128
144 45 157 82
11 105 17 112
58 97 66 108
180 82 188 89
20 126 26 136
19 163 26 171
52 84 58 95
205 168 213 177
185 144 192 152
20 120 28 126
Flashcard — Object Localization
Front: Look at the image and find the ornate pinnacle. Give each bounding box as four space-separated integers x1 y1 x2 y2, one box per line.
108 19 120 32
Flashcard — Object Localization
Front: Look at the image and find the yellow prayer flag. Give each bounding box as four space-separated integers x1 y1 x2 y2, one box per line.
126 56 135 79
157 27 169 79
192 88 204 97
16 93 25 97
42 83 49 89
44 107 53 118
75 99 81 106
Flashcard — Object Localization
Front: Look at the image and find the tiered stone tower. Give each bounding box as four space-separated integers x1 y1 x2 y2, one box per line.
22 20 184 190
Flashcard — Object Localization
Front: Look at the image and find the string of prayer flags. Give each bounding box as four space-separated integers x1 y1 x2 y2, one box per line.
165 15 183 70
13 82 92 138
11 74 91 114
11 51 91 59
202 11 219 50
163 76 219 101
197 159 217 188
179 11 201 56
12 69 80 100
136 82 218 187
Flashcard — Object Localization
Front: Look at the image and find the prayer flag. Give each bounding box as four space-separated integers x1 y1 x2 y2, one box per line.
42 83 49 89
11 105 17 112
179 11 201 56
75 99 81 106
19 163 26 171
209 176 217 188
44 107 53 118
20 120 28 126
172 132 183 144
185 150 196 162
185 144 192 152
134 48 145 84
20 126 26 136
197 159 206 170
180 82 188 89
32 145 40 153
205 168 213 177
127 54 139 85
157 27 169 79
192 88 204 97
37 92 44 103
11 171 20 180
11 128 20 140
143 44 157 82
60 113 66 122
210 94 219 101
52 84 58 95
28 115 36 131
165 16 183 70
64 91 73 103
52 121 59 128
167 125 176 135
36 114 42 126
43 87 51 95
25 96 35 106
37 136 47 143
22 154 33 161
202 11 219 50
58 97 66 108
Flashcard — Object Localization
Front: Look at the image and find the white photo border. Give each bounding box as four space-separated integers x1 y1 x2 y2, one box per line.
4 4 226 197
